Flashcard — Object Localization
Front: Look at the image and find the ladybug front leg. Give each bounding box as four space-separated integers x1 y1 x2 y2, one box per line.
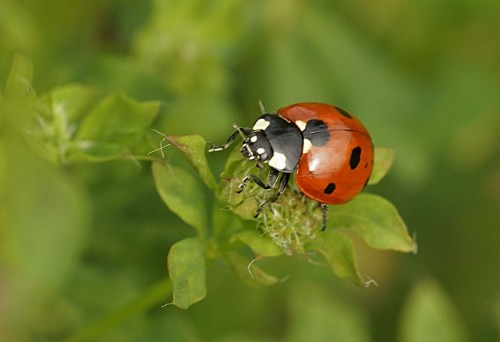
207 126 251 152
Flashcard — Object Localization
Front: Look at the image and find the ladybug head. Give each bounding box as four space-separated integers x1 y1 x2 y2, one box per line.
241 131 273 162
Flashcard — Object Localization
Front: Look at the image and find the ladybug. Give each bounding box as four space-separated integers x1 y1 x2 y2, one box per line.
209 102 373 226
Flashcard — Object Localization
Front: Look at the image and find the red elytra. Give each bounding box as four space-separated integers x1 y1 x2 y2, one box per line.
277 102 374 204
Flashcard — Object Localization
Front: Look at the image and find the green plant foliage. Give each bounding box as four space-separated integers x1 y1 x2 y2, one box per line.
369 147 396 185
152 161 208 237
306 230 364 286
157 133 412 297
163 135 218 191
230 230 283 258
2 55 160 165
167 238 206 309
225 251 280 288
76 94 159 149
328 193 416 252
31 85 160 164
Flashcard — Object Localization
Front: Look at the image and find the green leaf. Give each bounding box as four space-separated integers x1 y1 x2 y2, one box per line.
65 142 130 163
152 161 208 237
369 147 396 185
76 93 160 144
306 230 364 286
29 86 160 164
37 84 96 124
167 238 206 309
230 230 284 258
211 205 245 242
399 279 469 342
219 144 246 181
32 85 98 163
330 193 416 253
216 147 262 219
225 251 279 287
164 135 218 191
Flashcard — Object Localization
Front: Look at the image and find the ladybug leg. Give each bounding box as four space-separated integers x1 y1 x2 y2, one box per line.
254 172 291 218
207 129 240 152
237 168 280 193
276 172 291 196
320 203 328 231
207 126 251 152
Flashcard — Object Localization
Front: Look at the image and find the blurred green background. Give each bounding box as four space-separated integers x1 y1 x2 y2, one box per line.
1 0 499 340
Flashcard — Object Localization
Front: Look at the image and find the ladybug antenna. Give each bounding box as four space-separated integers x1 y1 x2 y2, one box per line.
148 129 170 159
232 123 250 140
258 100 267 114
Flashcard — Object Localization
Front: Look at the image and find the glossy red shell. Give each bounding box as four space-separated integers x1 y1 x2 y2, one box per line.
277 102 373 204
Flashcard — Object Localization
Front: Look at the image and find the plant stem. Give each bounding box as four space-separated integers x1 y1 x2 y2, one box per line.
65 278 172 342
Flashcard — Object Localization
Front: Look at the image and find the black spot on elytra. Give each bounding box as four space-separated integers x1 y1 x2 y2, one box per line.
324 183 336 194
334 106 352 119
302 119 330 146
364 162 369 168
350 146 361 170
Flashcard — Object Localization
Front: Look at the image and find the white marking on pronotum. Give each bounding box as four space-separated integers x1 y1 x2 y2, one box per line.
253 118 270 130
256 148 265 155
295 120 307 131
269 152 287 170
303 138 312 154
250 135 258 143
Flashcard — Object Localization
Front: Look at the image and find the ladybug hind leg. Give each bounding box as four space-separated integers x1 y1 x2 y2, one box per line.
320 203 328 231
